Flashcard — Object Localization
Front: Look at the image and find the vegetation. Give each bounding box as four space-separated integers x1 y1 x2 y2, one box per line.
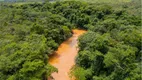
0 0 141 80
72 0 141 80
0 1 72 80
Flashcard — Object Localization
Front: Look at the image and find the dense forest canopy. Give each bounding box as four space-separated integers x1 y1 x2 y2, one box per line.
0 0 141 80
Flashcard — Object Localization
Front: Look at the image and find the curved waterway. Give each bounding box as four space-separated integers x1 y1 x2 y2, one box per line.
48 29 86 80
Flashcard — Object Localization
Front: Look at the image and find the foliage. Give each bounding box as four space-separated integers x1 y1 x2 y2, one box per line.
0 1 72 80
74 0 142 79
0 0 141 80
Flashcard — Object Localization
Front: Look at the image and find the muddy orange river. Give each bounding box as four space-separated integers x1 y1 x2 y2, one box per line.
48 29 86 80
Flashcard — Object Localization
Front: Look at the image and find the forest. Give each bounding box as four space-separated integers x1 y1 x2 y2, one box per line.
0 0 141 80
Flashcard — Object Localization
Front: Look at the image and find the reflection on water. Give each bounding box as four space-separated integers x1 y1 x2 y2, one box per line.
48 29 86 80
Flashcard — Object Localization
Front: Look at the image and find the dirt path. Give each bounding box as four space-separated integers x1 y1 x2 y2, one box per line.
48 29 86 80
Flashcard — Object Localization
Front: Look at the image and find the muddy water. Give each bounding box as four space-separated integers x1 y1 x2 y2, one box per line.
48 29 86 80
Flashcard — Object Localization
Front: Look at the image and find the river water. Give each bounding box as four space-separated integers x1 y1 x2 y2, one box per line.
48 29 86 80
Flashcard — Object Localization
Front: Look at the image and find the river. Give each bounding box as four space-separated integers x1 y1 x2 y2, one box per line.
48 29 86 80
